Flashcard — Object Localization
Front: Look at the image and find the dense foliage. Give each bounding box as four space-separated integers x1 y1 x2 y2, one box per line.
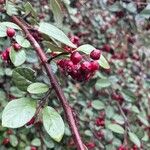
0 0 150 150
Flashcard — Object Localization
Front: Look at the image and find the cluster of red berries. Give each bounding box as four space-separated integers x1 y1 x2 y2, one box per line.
1 28 21 62
111 92 124 103
57 49 101 82
95 116 105 127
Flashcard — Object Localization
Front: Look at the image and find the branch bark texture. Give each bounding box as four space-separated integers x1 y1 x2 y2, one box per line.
12 16 85 150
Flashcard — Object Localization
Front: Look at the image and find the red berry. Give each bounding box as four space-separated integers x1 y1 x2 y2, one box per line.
6 28 15 38
103 44 111 52
65 60 74 73
90 49 101 60
13 43 21 51
0 0 5 4
95 117 105 126
81 61 91 73
1 47 11 61
30 146 37 150
6 129 13 135
118 145 127 150
2 138 10 145
70 51 82 64
90 61 99 71
86 142 95 149
26 117 35 126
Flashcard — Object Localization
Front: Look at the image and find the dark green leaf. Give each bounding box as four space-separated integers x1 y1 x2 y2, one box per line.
12 67 36 91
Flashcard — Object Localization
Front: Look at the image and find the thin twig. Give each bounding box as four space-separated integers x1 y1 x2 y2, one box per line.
47 52 69 63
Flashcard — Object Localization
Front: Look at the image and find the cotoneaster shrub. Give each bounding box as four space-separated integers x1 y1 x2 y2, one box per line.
0 0 150 150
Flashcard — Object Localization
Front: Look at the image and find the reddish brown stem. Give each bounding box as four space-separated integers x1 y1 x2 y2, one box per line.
12 16 85 150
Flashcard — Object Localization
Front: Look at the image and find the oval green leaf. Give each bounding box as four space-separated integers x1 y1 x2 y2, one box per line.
10 48 26 66
38 22 76 48
91 100 105 110
12 67 36 91
42 106 65 142
0 22 21 30
16 35 31 48
129 132 141 148
107 124 125 134
27 82 49 94
2 98 36 128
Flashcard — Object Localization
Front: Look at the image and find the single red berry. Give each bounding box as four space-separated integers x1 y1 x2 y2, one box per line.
0 0 5 4
2 138 10 145
70 35 80 46
132 145 138 150
6 28 15 38
13 43 21 51
65 60 74 73
103 44 111 52
6 129 13 135
70 51 82 64
90 61 99 71
86 142 95 149
1 47 11 61
26 117 35 126
118 145 127 150
95 117 105 126
90 49 101 60
81 61 91 73
57 59 66 68
30 146 37 150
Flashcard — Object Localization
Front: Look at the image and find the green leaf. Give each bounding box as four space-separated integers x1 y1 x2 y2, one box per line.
2 97 36 128
112 114 125 125
131 105 140 114
128 132 141 148
0 24 7 37
6 0 18 16
10 48 26 66
12 67 36 91
31 138 41 147
121 89 136 102
98 55 110 69
91 100 105 110
24 2 37 18
42 106 65 142
140 4 150 19
105 106 115 118
107 124 124 134
16 35 31 48
10 135 18 147
0 22 21 30
76 44 110 69
137 115 149 126
95 79 111 89
76 44 95 54
27 82 49 94
50 0 63 26
43 41 64 52
39 22 76 48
